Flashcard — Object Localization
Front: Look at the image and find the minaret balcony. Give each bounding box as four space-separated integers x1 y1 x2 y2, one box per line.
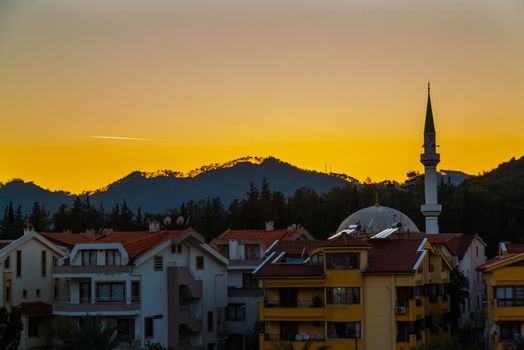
420 153 440 165
421 204 442 216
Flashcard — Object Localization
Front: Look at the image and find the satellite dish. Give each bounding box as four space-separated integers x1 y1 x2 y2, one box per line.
163 216 172 226
176 216 185 226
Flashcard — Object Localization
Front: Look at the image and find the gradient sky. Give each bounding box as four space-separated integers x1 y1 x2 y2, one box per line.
1 0 523 193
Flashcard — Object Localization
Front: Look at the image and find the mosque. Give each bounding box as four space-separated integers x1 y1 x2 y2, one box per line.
337 82 442 235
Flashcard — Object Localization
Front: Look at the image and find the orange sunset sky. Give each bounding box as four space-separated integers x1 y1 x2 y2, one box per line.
1 0 523 193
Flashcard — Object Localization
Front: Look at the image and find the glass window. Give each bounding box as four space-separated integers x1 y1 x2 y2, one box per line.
4 256 9 269
500 322 521 340
145 317 154 338
16 251 22 277
218 245 229 259
327 287 360 304
105 250 121 266
226 304 246 321
97 283 125 301
81 250 97 266
196 256 204 270
326 253 359 270
207 311 214 332
327 322 361 339
245 244 260 259
41 251 47 277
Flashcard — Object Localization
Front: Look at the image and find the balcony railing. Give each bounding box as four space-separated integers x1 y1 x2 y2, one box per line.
52 297 141 313
264 333 326 342
264 299 324 308
52 265 132 274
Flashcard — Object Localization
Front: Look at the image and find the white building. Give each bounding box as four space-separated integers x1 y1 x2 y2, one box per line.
43 226 228 350
0 229 67 350
211 224 313 349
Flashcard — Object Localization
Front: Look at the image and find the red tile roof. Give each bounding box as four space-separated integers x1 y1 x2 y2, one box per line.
0 240 14 250
18 301 52 316
506 243 524 254
388 233 475 260
477 252 524 271
322 233 371 248
42 230 189 259
216 228 303 247
366 239 424 273
270 240 326 256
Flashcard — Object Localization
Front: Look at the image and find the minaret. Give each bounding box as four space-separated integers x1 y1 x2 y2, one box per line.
420 82 442 234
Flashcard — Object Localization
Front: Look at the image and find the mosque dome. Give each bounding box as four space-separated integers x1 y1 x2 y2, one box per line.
336 204 420 234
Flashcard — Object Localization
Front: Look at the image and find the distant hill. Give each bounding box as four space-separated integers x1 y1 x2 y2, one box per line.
0 157 354 214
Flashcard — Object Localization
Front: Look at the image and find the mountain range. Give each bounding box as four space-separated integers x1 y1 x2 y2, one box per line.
0 156 471 215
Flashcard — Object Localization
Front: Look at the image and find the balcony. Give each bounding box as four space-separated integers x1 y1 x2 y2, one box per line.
259 300 325 321
260 333 326 350
167 264 202 299
177 305 203 333
325 304 363 322
493 301 524 321
52 265 132 275
395 299 424 321
52 297 140 315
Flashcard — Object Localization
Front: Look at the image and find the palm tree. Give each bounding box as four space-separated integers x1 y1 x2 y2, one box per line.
57 317 118 350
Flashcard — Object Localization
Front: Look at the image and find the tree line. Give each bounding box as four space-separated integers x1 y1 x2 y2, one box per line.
2 166 524 257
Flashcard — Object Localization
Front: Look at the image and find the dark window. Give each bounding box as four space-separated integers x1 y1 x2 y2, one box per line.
41 251 47 277
154 256 163 271
207 311 214 331
52 256 58 266
23 289 27 298
326 253 359 270
4 256 10 269
5 286 10 302
16 251 21 277
226 304 246 321
81 250 97 266
36 289 40 298
28 319 38 337
326 287 360 304
497 287 524 307
117 319 135 341
208 344 215 350
279 288 297 307
97 282 125 301
145 317 154 338
196 256 204 270
245 244 259 259
79 282 91 303
280 322 298 341
218 245 229 259
54 283 58 299
105 250 121 266
242 273 257 289
132 281 140 301
476 246 479 257
327 322 361 339
311 254 324 265
500 322 520 340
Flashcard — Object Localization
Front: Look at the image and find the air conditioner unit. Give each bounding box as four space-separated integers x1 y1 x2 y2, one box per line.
395 306 408 314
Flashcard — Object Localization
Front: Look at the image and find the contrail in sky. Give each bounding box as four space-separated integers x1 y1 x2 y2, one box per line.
90 135 150 141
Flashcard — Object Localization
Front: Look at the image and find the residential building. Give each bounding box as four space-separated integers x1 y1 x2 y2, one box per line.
254 232 452 350
478 242 524 350
212 223 313 349
0 229 67 350
43 226 228 350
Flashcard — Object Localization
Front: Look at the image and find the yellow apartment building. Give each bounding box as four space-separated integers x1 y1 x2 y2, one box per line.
254 232 452 350
478 242 524 350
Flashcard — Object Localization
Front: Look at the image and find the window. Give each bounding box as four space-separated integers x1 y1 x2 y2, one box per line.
4 256 10 269
52 256 58 266
500 322 521 340
131 281 140 301
81 250 97 266
326 287 360 304
217 245 229 259
497 286 524 307
245 244 259 259
5 286 10 302
172 244 183 254
16 251 21 277
476 246 479 257
145 317 154 338
41 251 47 277
242 273 257 289
207 311 214 331
23 289 27 298
28 319 38 337
326 253 359 270
36 289 40 298
154 256 163 271
311 253 324 265
196 256 204 270
54 283 58 299
226 303 246 321
105 250 121 266
117 319 135 341
97 283 125 301
327 322 361 339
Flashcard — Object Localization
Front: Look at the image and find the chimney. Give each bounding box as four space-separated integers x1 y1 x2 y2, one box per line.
265 221 274 232
149 221 160 232
23 223 34 235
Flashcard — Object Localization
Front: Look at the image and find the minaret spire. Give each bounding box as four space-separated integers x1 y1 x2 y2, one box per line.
420 82 441 234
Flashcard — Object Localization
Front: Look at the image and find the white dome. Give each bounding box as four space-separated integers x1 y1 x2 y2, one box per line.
337 205 420 234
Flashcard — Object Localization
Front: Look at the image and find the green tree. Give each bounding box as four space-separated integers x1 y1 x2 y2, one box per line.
0 306 23 350
29 202 50 231
449 266 470 331
58 317 118 350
